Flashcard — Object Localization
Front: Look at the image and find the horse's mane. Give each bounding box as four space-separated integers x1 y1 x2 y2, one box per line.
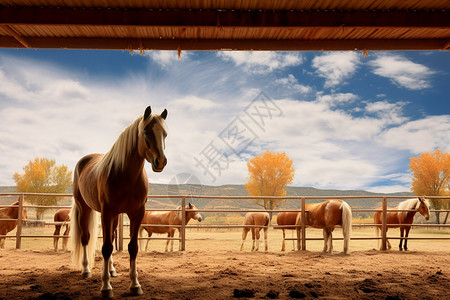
397 198 423 214
94 114 166 177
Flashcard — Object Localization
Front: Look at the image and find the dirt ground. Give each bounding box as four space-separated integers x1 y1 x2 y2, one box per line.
0 247 449 300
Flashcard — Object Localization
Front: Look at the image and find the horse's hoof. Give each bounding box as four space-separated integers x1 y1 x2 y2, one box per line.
130 286 143 296
81 272 92 279
101 289 113 299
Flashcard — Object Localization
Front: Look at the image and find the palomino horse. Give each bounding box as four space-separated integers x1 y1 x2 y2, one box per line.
374 197 430 251
0 201 27 248
70 106 168 297
240 212 270 252
296 199 352 254
276 211 299 251
139 203 203 252
53 208 70 252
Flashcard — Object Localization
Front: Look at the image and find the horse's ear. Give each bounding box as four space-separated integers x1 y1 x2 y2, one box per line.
144 106 152 120
189 202 193 208
161 109 168 120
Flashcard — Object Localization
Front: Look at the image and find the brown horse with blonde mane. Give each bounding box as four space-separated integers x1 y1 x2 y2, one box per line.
374 197 430 251
276 211 299 251
296 199 352 254
70 106 168 298
53 208 70 252
139 203 203 252
0 201 27 248
240 212 270 252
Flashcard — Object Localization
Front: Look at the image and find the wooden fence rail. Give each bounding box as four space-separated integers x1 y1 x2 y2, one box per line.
1 193 449 251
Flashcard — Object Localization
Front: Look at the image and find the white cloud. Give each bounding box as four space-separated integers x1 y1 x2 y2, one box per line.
316 92 358 106
217 51 303 74
275 74 312 94
312 52 360 88
380 116 450 154
365 101 407 125
369 54 435 90
146 50 190 68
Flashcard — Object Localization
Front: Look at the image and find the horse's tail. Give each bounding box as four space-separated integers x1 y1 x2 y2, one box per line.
264 213 270 227
70 199 98 270
341 201 352 254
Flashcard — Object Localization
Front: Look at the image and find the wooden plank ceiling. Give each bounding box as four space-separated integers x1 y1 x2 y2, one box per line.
0 0 449 51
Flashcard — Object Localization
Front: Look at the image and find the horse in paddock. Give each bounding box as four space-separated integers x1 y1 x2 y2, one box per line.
240 212 270 252
139 203 203 252
276 211 299 251
295 199 352 254
0 201 27 248
374 197 430 251
53 208 70 252
70 106 168 298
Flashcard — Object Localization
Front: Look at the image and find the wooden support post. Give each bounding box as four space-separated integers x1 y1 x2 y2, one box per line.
181 197 186 251
118 214 124 251
15 194 24 249
301 197 306 251
381 197 388 251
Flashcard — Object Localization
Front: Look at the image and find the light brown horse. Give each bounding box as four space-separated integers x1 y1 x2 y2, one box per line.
374 197 430 251
0 201 27 249
70 106 167 297
276 211 299 251
296 199 352 254
53 208 70 252
240 212 270 252
139 203 203 252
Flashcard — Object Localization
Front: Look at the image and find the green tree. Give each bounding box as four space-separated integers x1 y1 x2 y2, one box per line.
245 150 295 217
14 157 72 220
409 149 450 224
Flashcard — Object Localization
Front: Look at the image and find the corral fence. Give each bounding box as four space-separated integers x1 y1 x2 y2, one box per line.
1 193 449 251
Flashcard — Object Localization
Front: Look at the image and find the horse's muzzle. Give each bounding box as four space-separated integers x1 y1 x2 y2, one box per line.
152 156 167 172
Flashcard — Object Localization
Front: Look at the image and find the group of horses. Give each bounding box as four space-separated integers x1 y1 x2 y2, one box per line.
241 197 430 254
0 107 432 297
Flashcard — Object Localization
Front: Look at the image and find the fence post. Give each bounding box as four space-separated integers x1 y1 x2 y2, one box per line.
15 194 24 249
301 197 306 251
181 197 186 251
381 197 387 250
118 214 124 251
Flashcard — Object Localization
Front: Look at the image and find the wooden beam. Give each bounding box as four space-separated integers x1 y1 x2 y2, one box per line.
0 37 447 51
0 25 31 48
1 7 449 28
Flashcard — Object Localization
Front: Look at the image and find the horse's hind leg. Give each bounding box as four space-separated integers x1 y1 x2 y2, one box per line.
281 229 286 251
240 228 249 251
251 228 257 251
53 225 61 252
107 216 119 277
263 227 268 252
62 225 70 251
145 231 152 252
127 207 145 296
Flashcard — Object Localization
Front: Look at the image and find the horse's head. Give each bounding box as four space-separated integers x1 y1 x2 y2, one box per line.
138 106 168 172
417 197 430 221
186 202 203 222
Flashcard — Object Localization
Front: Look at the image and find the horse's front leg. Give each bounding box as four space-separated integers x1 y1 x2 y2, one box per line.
399 227 405 251
404 227 411 251
100 211 115 298
263 227 268 252
322 229 329 253
128 207 145 296
281 229 286 251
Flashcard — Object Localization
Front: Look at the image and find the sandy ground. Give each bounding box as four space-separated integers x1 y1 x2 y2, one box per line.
0 246 449 300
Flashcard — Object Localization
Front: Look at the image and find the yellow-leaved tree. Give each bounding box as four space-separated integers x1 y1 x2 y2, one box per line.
409 149 450 224
245 150 295 216
14 157 72 220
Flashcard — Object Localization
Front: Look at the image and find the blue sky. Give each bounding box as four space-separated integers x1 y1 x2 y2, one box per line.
0 49 448 193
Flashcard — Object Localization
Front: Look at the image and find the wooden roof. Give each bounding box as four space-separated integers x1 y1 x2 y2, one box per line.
1 0 449 51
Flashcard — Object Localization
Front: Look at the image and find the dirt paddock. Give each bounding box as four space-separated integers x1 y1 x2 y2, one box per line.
0 248 449 300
